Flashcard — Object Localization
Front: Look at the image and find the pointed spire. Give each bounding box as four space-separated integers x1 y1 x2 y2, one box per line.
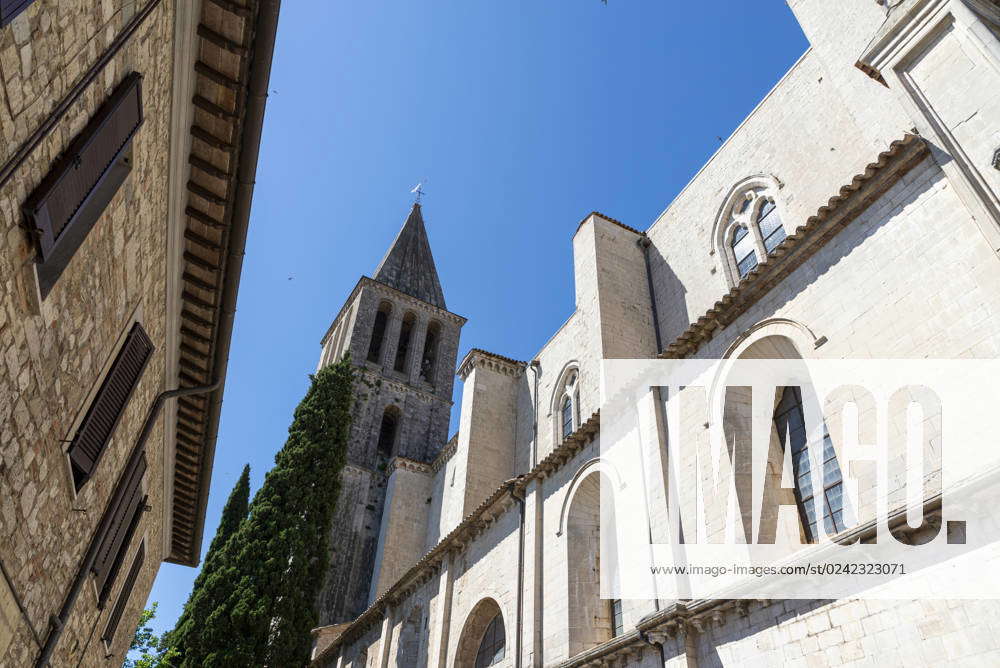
373 203 447 309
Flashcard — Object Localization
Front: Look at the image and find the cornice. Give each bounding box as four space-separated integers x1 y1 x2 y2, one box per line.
387 456 432 476
575 211 644 237
857 0 940 82
457 348 527 380
430 433 458 473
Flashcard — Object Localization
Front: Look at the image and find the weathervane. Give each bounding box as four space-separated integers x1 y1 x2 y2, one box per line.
410 181 425 203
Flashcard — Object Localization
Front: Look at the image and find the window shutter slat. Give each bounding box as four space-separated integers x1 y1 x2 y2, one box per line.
101 541 145 645
68 323 153 488
93 450 147 604
22 72 143 297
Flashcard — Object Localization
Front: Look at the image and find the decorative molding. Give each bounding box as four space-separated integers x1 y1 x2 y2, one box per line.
457 348 526 380
387 456 431 476
430 433 458 473
711 174 786 288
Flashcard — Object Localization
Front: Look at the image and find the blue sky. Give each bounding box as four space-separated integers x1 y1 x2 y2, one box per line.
143 0 809 638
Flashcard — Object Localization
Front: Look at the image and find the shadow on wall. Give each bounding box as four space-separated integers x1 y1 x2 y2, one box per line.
645 241 689 349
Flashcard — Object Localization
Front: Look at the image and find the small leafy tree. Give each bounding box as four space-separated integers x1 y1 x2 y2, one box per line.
124 603 178 668
176 360 355 667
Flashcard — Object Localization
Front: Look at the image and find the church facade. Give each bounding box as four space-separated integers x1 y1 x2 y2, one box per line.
311 1 1000 666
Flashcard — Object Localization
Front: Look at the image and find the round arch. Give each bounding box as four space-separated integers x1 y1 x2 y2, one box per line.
454 597 508 668
556 458 625 537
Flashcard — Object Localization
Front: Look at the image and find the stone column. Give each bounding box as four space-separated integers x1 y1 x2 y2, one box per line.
377 605 396 668
430 550 456 668
521 477 545 667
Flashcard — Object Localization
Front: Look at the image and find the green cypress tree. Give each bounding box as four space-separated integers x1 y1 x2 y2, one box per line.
162 464 251 664
180 359 354 667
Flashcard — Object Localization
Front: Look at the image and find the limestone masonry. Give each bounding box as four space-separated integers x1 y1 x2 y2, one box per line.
0 1 277 665
310 1 1000 667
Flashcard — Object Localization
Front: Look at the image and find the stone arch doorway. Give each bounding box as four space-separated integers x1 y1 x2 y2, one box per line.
454 597 507 668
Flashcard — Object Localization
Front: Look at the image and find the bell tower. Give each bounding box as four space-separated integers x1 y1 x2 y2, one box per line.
315 203 464 624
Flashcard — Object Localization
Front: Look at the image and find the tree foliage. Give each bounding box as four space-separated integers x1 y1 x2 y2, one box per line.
124 603 178 668
175 360 355 667
159 463 251 664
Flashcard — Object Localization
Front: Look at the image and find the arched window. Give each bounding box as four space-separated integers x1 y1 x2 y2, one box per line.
376 406 400 459
420 321 441 385
394 312 416 373
555 367 580 443
773 386 846 542
455 599 505 668
474 613 505 668
367 301 392 363
713 178 787 286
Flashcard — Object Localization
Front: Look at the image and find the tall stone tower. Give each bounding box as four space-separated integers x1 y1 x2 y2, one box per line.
315 203 464 625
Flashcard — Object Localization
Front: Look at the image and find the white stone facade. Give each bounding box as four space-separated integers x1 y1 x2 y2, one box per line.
312 1 1000 666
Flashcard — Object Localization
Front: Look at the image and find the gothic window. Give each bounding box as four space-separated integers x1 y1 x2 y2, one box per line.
756 198 786 254
420 321 441 385
715 179 787 287
611 599 624 637
394 312 416 373
367 302 392 363
556 368 580 442
376 406 400 459
773 386 846 542
474 613 505 668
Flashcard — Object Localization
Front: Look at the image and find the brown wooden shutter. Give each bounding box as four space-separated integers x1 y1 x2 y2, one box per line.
68 322 153 489
22 72 143 298
93 449 147 606
0 0 35 27
101 541 145 645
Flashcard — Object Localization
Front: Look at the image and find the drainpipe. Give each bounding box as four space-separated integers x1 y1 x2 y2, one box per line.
638 236 663 354
512 485 527 668
35 383 219 668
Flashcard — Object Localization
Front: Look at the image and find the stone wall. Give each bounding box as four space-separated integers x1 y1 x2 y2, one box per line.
0 1 176 665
